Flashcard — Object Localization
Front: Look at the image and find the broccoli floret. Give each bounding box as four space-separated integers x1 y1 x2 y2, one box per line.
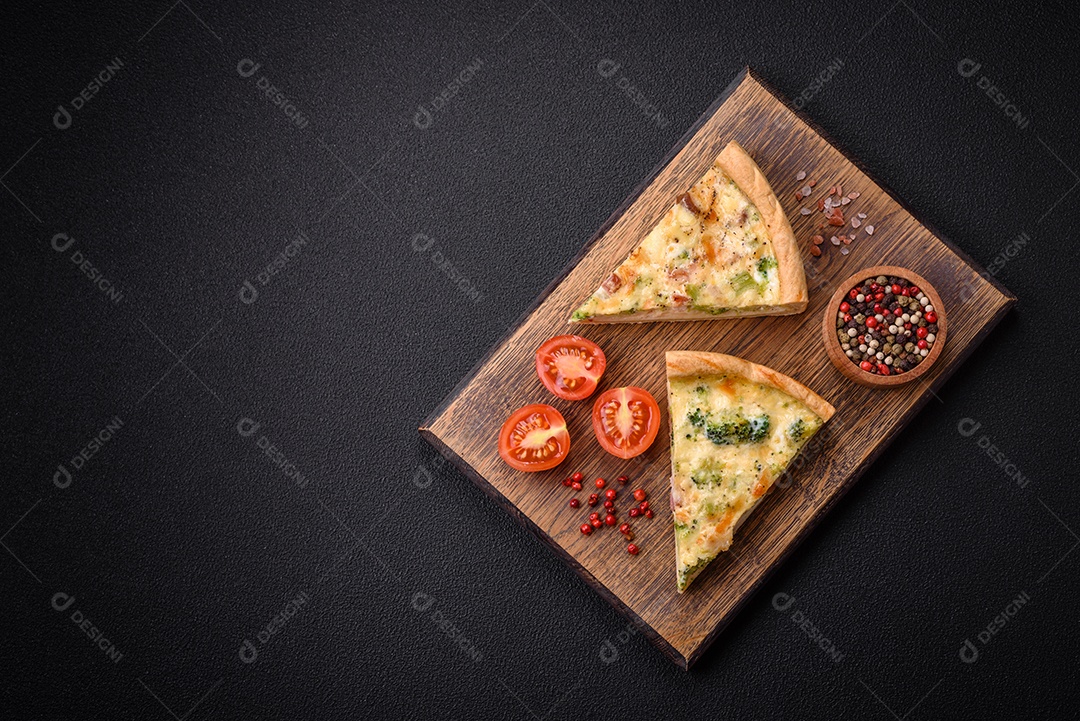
678 555 714 589
701 499 730 518
788 418 807 443
747 415 771 442
687 408 707 429
690 304 730 315
756 256 777 275
729 271 760 295
705 419 740 445
703 413 771 445
690 465 723 488
675 519 698 540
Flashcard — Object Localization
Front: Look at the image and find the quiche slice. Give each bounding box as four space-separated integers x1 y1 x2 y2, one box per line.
570 141 807 324
666 352 835 592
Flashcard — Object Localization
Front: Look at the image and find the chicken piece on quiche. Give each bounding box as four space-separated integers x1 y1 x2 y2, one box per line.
570 141 807 323
666 352 834 592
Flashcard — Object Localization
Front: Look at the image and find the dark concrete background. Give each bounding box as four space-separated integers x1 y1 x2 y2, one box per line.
3 1 1078 718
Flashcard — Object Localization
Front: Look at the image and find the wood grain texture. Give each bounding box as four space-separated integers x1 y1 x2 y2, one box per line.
419 68 1015 669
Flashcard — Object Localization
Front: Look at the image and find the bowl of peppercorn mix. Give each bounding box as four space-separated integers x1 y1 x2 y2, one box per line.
822 266 946 387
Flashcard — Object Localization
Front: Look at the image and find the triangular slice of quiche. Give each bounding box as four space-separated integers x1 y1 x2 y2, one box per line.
570 141 807 324
666 352 835 592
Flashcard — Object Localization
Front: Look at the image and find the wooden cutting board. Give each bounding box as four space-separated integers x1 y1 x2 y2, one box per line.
419 68 1015 669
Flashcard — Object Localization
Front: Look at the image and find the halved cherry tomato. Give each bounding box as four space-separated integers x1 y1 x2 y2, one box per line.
591 387 661 459
535 335 606 401
498 404 570 472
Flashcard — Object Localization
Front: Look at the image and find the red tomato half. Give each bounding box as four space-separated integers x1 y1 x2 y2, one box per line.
591 387 661 459
498 404 570 472
535 335 606 401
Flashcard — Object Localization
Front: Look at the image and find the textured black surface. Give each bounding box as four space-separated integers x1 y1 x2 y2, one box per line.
3 1 1078 718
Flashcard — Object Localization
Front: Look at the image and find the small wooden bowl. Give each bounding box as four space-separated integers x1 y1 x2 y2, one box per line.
821 265 947 388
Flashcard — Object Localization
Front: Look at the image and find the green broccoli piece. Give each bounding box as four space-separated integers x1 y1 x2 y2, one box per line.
729 271 760 295
747 415 771 442
703 413 771 445
570 309 591 322
687 408 707 429
705 419 740 445
678 555 714 589
788 418 807 443
690 469 722 488
756 256 777 275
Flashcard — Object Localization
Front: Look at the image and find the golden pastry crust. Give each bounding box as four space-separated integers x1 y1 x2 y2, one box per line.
665 351 835 421
715 141 808 312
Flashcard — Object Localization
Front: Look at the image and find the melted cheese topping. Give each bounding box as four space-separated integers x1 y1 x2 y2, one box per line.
572 168 779 321
668 374 823 591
